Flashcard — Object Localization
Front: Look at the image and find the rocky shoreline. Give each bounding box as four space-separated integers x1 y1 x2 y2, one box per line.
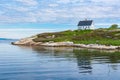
12 38 120 50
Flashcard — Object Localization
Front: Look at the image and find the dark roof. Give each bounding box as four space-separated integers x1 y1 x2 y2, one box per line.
78 20 93 26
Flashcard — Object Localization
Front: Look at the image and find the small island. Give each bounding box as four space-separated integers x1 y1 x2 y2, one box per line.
12 23 120 50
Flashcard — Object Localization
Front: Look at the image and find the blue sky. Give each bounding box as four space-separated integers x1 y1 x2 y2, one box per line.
0 0 120 39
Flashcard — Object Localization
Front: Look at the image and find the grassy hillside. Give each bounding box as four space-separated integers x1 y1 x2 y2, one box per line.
33 29 120 46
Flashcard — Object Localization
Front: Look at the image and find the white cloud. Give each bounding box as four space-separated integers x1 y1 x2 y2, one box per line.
0 0 119 24
57 0 83 4
6 6 30 12
91 0 120 4
71 6 116 18
48 4 59 7
15 0 38 6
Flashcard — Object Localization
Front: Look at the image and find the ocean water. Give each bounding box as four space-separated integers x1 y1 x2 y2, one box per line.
0 40 120 80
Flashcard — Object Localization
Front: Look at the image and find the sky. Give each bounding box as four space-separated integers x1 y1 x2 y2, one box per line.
0 0 120 39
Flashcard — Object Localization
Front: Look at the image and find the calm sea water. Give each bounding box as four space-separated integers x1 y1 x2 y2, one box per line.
1 40 120 80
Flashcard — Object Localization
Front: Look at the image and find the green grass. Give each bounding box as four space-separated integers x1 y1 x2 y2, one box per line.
74 39 120 46
32 29 120 46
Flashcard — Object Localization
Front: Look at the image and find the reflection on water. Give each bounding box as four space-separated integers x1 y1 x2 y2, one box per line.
22 46 120 74
31 47 93 74
1 43 120 80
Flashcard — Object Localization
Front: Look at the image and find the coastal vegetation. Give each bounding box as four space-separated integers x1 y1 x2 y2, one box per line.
108 24 119 30
33 25 120 46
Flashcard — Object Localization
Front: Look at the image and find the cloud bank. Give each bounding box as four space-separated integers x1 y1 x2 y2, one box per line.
0 0 119 24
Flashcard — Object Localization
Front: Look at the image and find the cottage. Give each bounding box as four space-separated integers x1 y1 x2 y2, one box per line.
77 20 95 30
